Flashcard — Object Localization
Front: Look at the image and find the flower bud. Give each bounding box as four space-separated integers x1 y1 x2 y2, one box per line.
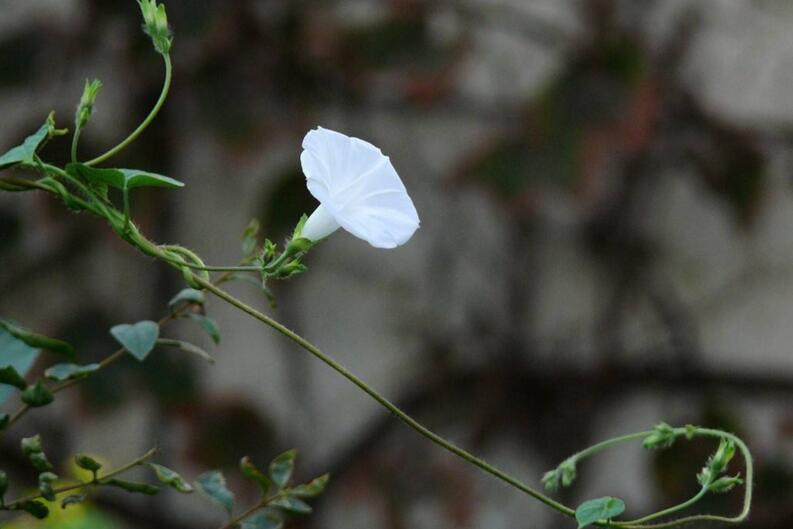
709 473 743 493
138 0 172 55
643 422 677 450
75 79 102 129
541 469 560 492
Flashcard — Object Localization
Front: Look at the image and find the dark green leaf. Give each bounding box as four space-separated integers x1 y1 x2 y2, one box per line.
0 319 74 358
61 494 87 509
16 499 49 519
196 470 234 515
0 326 39 407
168 288 205 311
21 381 54 407
0 120 50 170
575 497 626 529
149 463 193 493
67 164 184 191
110 321 159 361
0 365 27 389
103 478 160 495
28 452 54 472
45 362 100 382
185 314 220 344
270 495 312 516
0 413 8 431
290 474 329 498
38 472 58 501
74 454 103 473
240 456 271 495
242 512 283 529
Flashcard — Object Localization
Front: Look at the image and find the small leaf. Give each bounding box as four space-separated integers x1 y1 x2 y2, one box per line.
168 288 205 311
38 472 58 501
15 499 49 519
28 452 54 472
0 365 27 389
156 339 214 364
21 434 43 455
270 495 312 516
45 363 100 382
74 454 103 473
240 456 271 495
242 512 283 529
149 463 194 493
0 326 39 407
290 474 329 498
269 449 296 489
21 381 54 407
185 314 220 344
0 319 74 358
61 494 87 509
110 321 159 361
0 120 50 170
575 497 626 529
196 470 235 515
103 478 160 495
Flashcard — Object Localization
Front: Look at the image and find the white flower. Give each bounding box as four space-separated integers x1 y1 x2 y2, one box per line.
299 127 420 249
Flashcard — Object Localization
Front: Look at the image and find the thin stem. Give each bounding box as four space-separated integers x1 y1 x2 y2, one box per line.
193 276 576 517
623 487 708 525
84 54 172 167
6 447 156 507
70 126 82 163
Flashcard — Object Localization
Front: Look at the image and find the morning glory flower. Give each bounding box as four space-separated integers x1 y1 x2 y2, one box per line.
299 127 420 249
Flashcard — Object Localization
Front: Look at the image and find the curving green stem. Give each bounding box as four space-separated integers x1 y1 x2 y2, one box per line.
84 54 172 167
191 274 576 517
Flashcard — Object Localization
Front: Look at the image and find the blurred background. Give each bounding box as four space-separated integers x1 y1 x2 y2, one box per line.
1 0 793 527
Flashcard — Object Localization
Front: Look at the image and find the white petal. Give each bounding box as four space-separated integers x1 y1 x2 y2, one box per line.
301 127 420 248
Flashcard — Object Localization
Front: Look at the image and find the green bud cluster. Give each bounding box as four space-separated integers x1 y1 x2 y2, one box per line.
75 79 102 129
642 422 677 449
541 458 577 492
697 438 742 493
138 0 172 55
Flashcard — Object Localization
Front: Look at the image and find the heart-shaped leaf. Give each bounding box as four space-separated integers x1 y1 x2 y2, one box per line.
111 321 159 361
575 497 626 528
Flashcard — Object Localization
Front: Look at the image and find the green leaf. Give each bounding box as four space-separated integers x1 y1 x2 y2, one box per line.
240 456 271 495
67 163 184 191
0 326 40 406
156 339 214 364
0 120 50 170
269 449 296 489
185 314 220 344
0 319 74 358
16 499 49 519
575 497 626 529
61 494 87 509
21 434 43 455
110 321 159 361
0 365 27 389
45 362 100 382
38 472 58 501
196 470 235 515
242 512 283 529
291 474 329 498
103 478 160 495
21 381 54 407
270 495 312 516
74 454 103 473
148 463 193 493
168 288 205 311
